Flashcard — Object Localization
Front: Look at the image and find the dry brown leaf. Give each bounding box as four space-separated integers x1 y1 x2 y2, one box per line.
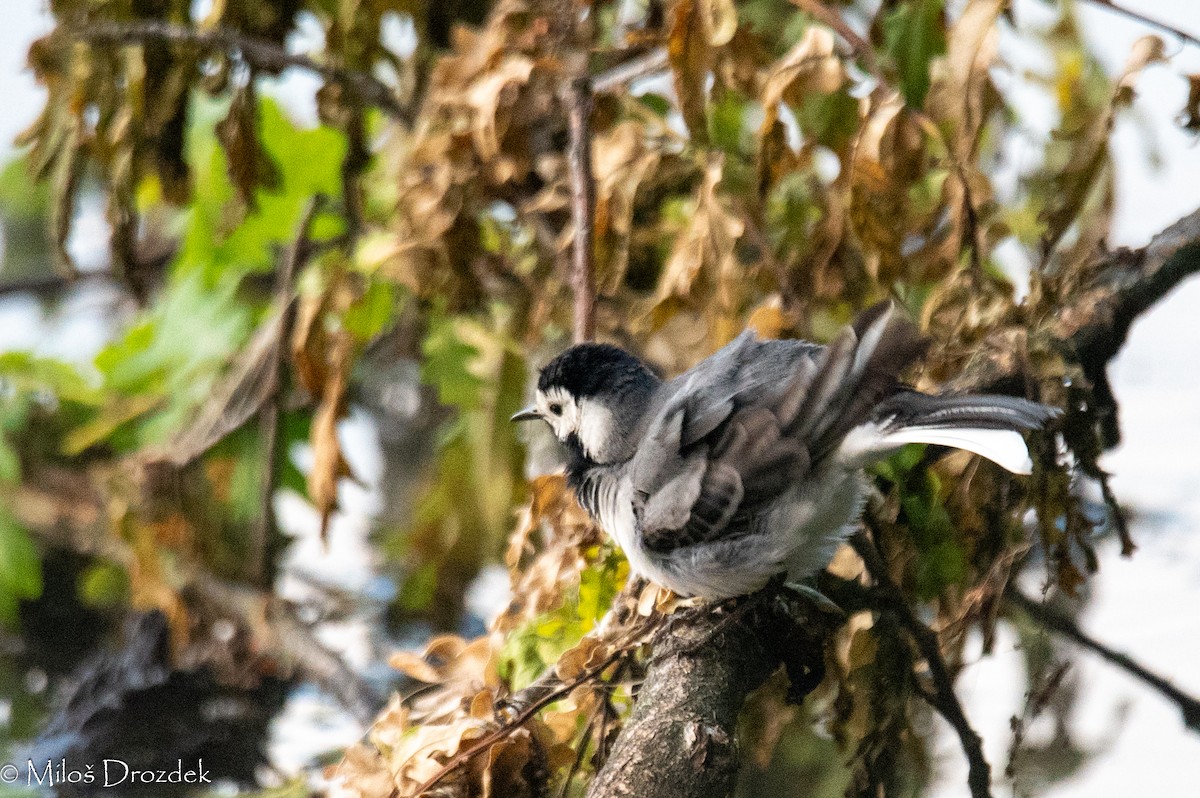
927 0 1004 160
465 55 536 162
1181 73 1200 132
649 154 746 343
756 26 843 194
592 122 662 294
388 650 445 683
554 636 610 681
160 304 290 467
308 330 355 541
214 84 280 207
1115 35 1166 103
668 0 712 142
706 0 739 47
290 287 329 397
762 26 844 109
746 296 788 339
496 473 603 633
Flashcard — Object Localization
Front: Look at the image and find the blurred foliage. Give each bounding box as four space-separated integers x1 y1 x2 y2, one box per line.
0 0 1191 795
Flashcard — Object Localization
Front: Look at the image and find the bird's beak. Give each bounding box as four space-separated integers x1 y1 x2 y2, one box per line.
510 406 541 422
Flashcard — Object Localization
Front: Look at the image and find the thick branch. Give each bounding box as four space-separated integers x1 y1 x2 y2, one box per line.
586 589 834 798
1062 207 1200 367
72 21 410 122
1006 589 1200 732
946 205 1200 398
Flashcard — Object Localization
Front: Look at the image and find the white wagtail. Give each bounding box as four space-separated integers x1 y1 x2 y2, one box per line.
512 303 1059 600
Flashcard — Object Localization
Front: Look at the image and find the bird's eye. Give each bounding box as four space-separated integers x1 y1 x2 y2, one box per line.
548 403 562 416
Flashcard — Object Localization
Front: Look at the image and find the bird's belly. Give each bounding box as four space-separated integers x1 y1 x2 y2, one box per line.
594 470 864 600
776 467 866 579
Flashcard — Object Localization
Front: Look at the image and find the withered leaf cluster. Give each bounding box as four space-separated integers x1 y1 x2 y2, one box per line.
6 0 1198 796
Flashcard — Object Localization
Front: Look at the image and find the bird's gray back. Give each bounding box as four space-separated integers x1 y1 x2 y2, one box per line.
653 332 824 445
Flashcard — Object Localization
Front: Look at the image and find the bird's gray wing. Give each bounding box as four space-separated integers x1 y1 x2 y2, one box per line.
628 303 927 554
627 333 822 553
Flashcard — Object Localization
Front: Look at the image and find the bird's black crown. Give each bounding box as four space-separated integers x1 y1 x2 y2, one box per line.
538 343 658 399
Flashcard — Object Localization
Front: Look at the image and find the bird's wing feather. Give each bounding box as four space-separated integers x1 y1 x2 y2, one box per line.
628 303 928 555
628 340 824 553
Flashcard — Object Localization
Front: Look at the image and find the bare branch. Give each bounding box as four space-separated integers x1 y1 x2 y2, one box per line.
414 634 642 797
851 532 995 798
1006 589 1200 732
946 206 1200 402
70 21 410 123
184 572 381 724
789 0 884 81
1080 0 1200 50
565 76 597 343
251 196 323 588
1064 207 1200 370
585 588 834 798
592 48 669 94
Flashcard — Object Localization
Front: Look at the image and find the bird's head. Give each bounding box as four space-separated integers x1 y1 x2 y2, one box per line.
511 342 659 463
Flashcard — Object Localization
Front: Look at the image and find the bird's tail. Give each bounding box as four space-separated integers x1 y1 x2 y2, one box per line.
776 302 1059 474
851 391 1061 474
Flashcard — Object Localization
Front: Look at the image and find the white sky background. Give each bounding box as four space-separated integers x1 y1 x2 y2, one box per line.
0 0 1198 793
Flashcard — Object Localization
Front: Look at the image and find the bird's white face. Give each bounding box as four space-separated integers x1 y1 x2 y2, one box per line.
534 386 580 441
533 386 614 460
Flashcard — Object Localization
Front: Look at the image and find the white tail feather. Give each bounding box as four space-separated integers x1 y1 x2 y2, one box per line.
878 426 1034 474
836 422 1036 474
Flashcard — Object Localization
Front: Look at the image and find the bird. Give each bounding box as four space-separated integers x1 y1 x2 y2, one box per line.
511 303 1059 600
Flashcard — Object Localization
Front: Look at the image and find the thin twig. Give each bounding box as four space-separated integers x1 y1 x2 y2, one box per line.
414 644 636 797
565 76 597 343
1080 0 1200 50
252 196 323 588
789 0 884 80
592 48 669 94
851 531 994 798
72 21 410 122
557 686 607 798
0 271 99 298
1095 468 1135 556
1006 589 1200 731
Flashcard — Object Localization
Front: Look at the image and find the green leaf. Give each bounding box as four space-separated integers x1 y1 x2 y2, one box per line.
78 561 129 608
0 157 51 220
0 510 41 609
883 0 947 108
91 271 253 449
797 89 861 152
0 352 103 406
176 95 348 283
397 562 438 613
421 314 484 411
344 279 397 342
637 93 672 118
0 439 19 484
709 89 750 156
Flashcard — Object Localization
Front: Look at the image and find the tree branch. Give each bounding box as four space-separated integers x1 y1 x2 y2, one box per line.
565 76 597 344
585 587 836 798
1079 0 1200 50
70 21 410 123
1062 207 1200 369
1005 589 1200 732
251 196 322 588
851 532 995 798
592 48 669 94
946 206 1200 400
